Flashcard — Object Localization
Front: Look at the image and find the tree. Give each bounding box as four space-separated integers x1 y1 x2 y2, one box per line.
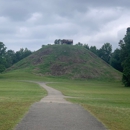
54 39 58 44
23 48 32 58
0 42 6 57
15 48 32 62
98 43 112 63
15 48 24 62
77 42 83 46
118 40 126 62
5 50 16 67
89 46 97 55
122 56 130 86
110 48 123 72
0 64 5 72
119 27 130 86
0 42 6 72
84 44 89 50
42 45 45 48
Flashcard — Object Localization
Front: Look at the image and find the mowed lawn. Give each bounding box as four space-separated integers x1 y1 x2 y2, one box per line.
0 80 46 130
47 81 130 130
1 71 130 130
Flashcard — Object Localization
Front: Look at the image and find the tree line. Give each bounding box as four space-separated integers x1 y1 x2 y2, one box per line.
75 28 130 86
81 43 123 72
0 42 32 72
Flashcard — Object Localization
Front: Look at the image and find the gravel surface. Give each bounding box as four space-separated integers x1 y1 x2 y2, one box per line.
14 82 107 130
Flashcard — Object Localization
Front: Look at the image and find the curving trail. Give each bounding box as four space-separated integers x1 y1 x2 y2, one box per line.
14 82 107 130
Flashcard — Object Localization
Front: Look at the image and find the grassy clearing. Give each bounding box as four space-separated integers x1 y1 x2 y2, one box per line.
0 70 69 130
0 44 123 129
0 80 46 130
1 70 129 130
47 81 130 130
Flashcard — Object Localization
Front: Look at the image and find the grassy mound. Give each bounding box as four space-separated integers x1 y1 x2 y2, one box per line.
7 45 121 80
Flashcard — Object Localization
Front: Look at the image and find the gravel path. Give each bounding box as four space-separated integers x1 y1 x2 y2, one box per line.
14 82 107 130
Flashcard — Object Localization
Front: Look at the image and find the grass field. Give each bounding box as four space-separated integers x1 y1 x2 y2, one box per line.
47 81 130 130
0 71 68 130
0 79 46 130
0 71 130 130
0 45 126 130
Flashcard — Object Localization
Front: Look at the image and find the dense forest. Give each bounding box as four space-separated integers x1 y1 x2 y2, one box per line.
0 28 130 86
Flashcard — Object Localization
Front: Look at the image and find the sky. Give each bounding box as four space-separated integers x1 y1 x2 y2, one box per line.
0 0 130 52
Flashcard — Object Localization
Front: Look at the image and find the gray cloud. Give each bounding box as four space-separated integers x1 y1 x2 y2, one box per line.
0 0 130 51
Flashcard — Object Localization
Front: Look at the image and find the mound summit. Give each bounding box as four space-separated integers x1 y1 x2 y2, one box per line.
9 45 121 80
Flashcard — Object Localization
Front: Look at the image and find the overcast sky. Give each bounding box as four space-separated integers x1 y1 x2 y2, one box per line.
0 0 130 51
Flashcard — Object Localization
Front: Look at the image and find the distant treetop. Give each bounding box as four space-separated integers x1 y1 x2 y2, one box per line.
127 27 130 33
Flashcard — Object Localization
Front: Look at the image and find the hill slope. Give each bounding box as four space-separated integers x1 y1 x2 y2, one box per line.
8 45 121 80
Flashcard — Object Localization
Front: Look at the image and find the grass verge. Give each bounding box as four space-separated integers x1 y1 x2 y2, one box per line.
47 80 130 130
0 80 46 130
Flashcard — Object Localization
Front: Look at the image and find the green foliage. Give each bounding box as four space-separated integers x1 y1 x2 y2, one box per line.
83 44 89 49
0 41 32 71
5 50 16 68
122 56 130 86
77 42 83 46
0 42 7 72
4 48 32 69
0 42 6 56
15 48 32 62
110 49 123 72
87 43 113 65
54 39 59 44
89 46 97 55
0 64 5 73
119 28 130 87
98 43 112 63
